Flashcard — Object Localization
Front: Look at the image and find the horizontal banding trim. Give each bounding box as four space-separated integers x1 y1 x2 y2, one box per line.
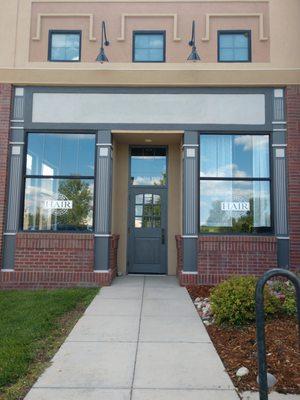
182 235 198 238
181 271 198 274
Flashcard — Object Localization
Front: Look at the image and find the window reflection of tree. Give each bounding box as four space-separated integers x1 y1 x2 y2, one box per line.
25 179 93 231
203 198 254 233
57 180 93 230
134 193 162 229
154 171 167 186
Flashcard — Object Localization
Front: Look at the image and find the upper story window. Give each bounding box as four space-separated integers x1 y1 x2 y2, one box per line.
218 31 251 62
133 31 166 63
48 31 81 62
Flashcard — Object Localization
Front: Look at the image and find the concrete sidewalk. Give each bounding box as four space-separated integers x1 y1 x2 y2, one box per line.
25 276 239 400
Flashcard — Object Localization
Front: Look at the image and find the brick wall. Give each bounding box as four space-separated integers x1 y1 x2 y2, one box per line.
176 235 277 286
0 84 12 267
14 233 94 272
197 236 277 285
0 233 119 289
286 85 300 271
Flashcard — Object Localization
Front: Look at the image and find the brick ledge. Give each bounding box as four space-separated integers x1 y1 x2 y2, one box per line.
0 269 115 289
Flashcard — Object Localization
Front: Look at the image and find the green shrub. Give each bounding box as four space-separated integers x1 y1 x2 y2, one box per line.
283 295 297 316
269 280 297 316
210 276 281 326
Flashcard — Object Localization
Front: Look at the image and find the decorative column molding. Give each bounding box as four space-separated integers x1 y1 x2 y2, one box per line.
182 131 199 272
94 130 113 271
2 88 25 271
271 88 289 268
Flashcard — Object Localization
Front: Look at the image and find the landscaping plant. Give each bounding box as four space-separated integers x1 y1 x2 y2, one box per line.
268 280 297 316
210 276 281 326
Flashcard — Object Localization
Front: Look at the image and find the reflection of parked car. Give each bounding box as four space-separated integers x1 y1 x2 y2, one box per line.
26 224 93 232
51 224 93 232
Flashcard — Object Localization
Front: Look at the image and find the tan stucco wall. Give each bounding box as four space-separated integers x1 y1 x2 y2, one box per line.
111 134 182 275
111 141 129 273
0 0 19 68
28 1 270 63
167 142 182 275
269 0 300 68
0 0 299 85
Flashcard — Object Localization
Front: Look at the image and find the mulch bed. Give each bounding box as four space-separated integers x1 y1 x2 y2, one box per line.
186 285 213 300
187 286 300 394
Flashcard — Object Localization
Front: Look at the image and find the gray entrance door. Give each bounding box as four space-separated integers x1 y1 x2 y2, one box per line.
128 187 167 274
127 146 168 274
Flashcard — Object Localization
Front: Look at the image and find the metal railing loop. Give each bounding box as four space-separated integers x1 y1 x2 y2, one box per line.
255 268 300 400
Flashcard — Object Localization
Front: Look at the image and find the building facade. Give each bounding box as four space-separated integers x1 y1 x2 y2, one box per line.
0 0 299 288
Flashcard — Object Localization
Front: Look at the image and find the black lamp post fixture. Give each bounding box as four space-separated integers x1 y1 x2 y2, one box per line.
96 21 109 63
187 20 201 61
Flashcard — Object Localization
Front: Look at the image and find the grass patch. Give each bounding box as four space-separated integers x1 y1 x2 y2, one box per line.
0 288 98 400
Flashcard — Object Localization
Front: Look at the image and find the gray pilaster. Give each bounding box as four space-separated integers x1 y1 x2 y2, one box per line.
271 88 289 268
182 131 198 272
2 87 25 271
94 130 113 271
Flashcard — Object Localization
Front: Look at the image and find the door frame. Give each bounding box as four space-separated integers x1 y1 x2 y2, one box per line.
126 145 168 274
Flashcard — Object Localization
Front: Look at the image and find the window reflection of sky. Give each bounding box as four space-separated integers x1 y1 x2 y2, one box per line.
131 156 166 186
51 33 80 61
200 135 271 231
25 133 95 232
200 180 271 228
27 133 95 177
134 33 164 62
219 33 249 62
200 135 269 178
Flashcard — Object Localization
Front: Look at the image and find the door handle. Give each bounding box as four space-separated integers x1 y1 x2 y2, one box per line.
161 228 165 245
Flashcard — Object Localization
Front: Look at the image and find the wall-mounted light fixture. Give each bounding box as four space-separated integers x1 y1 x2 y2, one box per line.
96 21 110 63
187 20 201 62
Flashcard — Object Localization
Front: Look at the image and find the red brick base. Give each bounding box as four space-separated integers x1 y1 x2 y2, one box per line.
198 236 277 285
0 270 115 290
0 233 119 289
176 235 278 286
14 233 94 272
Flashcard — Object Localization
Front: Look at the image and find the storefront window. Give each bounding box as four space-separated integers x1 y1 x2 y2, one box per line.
200 134 271 233
23 133 95 231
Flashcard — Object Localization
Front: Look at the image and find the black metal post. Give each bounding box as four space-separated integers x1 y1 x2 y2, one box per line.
255 268 300 400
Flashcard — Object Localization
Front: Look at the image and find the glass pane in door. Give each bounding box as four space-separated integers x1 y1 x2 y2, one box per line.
134 193 161 228
130 147 167 186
